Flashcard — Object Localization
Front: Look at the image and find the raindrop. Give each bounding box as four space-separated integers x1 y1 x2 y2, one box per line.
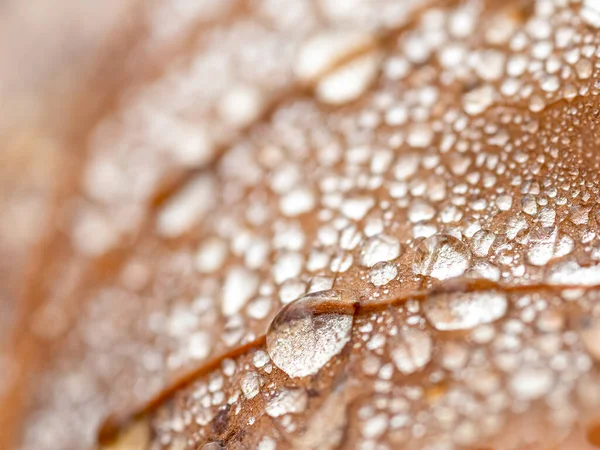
413 234 472 280
266 290 358 378
423 289 507 331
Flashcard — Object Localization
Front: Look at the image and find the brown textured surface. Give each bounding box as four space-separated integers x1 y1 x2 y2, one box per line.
6 0 600 449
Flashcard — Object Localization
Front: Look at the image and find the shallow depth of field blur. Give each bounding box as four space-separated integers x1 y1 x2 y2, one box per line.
0 1 132 443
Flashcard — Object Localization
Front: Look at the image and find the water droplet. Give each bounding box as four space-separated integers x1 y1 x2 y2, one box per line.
508 366 554 400
575 58 593 80
389 327 432 374
156 174 216 238
358 234 401 267
547 262 600 286
526 226 574 267
266 290 357 378
217 83 264 128
295 29 381 105
294 30 376 84
521 195 537 215
264 386 308 417
423 290 507 331
540 75 559 92
463 85 495 115
470 229 495 257
413 234 472 280
369 261 398 286
240 371 262 399
222 266 259 316
316 52 382 105
582 1 600 29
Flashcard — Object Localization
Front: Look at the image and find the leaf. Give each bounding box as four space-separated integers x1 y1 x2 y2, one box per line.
9 1 600 450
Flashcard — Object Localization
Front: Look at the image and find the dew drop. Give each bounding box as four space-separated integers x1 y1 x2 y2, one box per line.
413 234 472 280
266 290 357 378
358 234 401 267
423 290 507 331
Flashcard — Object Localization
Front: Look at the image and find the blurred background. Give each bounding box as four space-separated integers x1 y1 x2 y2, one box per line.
0 1 135 447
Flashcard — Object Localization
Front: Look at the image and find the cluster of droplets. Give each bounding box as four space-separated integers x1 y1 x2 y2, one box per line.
24 0 600 449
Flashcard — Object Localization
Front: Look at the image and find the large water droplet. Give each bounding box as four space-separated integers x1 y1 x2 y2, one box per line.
413 234 472 280
423 289 507 331
266 290 358 378
358 234 401 267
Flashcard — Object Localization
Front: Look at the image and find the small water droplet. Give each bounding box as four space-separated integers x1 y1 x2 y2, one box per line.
413 234 472 280
264 386 308 417
575 58 593 80
240 371 262 399
266 290 357 378
463 85 495 115
389 327 433 374
508 366 554 400
423 289 507 331
358 234 401 267
369 261 398 286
